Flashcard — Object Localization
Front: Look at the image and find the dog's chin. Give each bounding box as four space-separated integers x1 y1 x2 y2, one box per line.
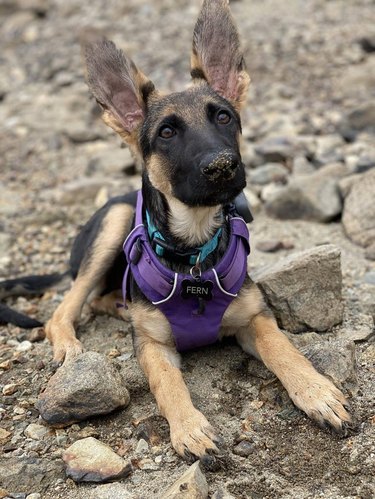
173 179 246 208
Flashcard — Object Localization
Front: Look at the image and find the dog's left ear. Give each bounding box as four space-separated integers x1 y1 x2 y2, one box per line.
83 37 155 144
191 0 250 112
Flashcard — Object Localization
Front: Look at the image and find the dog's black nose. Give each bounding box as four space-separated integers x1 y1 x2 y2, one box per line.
201 151 240 181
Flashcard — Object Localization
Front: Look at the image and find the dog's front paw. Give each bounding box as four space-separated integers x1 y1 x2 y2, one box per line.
170 409 222 468
289 373 352 434
45 319 84 366
52 337 84 366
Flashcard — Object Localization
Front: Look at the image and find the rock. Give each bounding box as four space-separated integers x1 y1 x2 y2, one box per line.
248 163 288 185
24 423 49 440
36 351 130 426
255 136 298 163
359 35 375 53
86 483 134 498
212 488 236 499
256 240 294 253
337 313 374 342
0 429 11 441
314 134 345 166
0 185 22 216
64 124 104 143
301 340 358 396
87 145 135 176
16 340 32 352
364 243 375 261
342 169 375 248
163 461 208 499
260 182 286 203
265 164 345 222
253 245 343 332
135 438 149 454
364 272 375 286
292 156 315 175
3 383 18 395
345 102 375 132
63 437 132 483
46 177 115 205
0 456 64 493
233 440 254 457
0 232 11 254
243 188 261 213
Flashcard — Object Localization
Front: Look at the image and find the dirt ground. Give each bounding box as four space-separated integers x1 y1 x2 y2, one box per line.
0 0 374 498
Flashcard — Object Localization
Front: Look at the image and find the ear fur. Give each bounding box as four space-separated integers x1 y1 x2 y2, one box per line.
191 0 250 111
83 37 155 145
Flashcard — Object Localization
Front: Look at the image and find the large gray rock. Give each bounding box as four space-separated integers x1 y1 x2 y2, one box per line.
163 461 208 499
265 163 346 222
63 437 132 483
342 169 375 248
253 245 343 333
36 352 130 426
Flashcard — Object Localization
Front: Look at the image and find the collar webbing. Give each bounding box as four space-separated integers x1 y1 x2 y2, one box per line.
145 210 222 265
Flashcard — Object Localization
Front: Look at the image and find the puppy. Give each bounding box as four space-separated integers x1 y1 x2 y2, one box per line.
44 0 351 464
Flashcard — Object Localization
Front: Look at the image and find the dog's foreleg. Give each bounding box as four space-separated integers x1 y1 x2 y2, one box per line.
223 282 351 432
238 313 351 432
46 203 133 364
131 303 220 462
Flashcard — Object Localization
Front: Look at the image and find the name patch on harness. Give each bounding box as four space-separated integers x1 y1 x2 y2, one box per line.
181 279 213 300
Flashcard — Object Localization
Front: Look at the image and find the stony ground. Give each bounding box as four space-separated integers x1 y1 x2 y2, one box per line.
0 0 374 498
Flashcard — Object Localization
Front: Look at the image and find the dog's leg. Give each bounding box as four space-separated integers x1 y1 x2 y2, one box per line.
46 203 133 364
223 283 351 432
131 302 220 462
90 290 131 321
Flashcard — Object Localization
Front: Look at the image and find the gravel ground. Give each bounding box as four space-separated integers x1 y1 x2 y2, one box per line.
0 0 374 498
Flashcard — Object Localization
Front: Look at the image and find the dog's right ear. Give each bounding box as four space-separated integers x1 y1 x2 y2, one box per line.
83 38 155 144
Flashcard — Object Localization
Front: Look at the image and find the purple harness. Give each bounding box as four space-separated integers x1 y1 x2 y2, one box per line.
122 191 250 352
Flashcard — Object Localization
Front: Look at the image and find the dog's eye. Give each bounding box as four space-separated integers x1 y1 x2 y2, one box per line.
217 111 231 125
159 125 176 139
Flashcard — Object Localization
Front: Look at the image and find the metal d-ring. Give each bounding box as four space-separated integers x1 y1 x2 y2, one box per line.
189 252 202 280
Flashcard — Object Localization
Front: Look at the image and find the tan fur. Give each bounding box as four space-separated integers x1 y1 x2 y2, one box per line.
221 282 266 333
166 196 222 246
131 302 219 458
147 155 173 197
46 203 133 363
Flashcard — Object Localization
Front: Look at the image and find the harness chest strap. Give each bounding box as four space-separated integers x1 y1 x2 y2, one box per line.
122 191 250 352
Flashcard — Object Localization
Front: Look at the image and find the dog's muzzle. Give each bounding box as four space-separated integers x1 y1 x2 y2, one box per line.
200 151 240 181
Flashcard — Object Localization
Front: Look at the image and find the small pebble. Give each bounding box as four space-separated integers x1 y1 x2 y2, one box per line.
3 383 18 396
29 328 46 342
24 423 50 440
135 438 149 454
233 440 254 457
16 340 32 352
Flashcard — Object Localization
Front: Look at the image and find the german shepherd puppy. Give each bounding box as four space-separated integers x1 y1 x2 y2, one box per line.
32 0 351 464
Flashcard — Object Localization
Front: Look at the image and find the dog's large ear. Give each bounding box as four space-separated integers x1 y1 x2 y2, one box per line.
191 0 250 112
83 37 155 143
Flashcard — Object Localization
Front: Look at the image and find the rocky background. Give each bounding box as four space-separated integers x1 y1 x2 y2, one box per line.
0 0 374 497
